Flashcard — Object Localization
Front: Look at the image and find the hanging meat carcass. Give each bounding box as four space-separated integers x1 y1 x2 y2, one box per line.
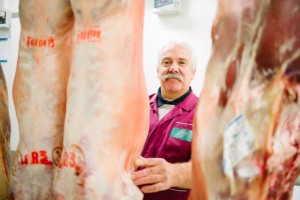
10 1 74 199
0 64 11 200
53 0 149 199
191 0 300 199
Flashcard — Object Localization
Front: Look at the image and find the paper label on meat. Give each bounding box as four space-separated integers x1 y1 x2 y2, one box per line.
223 114 256 172
223 114 257 194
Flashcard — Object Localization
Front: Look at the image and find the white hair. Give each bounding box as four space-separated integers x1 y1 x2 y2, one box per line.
156 41 197 70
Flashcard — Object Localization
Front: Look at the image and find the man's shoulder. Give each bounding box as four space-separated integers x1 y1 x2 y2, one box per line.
190 92 199 99
178 92 198 112
186 92 199 104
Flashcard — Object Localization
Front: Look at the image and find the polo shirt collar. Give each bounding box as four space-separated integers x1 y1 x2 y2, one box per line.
157 87 192 107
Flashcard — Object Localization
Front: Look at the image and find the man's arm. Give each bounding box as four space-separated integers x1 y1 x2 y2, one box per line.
131 157 191 193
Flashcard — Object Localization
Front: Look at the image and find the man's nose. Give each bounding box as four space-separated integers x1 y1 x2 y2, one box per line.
169 63 179 73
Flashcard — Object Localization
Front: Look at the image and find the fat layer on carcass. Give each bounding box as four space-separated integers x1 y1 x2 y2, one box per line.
53 1 149 199
10 1 74 199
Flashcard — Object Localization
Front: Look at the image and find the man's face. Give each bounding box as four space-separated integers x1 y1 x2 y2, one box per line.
157 44 196 99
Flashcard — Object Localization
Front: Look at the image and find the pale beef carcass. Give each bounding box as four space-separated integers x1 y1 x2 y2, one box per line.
0 64 11 200
191 0 300 199
53 1 149 199
11 1 74 199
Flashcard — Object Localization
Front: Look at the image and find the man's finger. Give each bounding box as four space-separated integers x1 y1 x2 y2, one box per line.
132 168 149 180
135 157 162 167
140 182 165 193
132 166 158 180
132 174 162 186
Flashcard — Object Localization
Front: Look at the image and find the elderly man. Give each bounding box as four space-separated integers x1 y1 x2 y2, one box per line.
132 41 198 200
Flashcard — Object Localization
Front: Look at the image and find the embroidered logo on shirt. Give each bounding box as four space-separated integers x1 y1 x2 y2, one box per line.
170 128 192 142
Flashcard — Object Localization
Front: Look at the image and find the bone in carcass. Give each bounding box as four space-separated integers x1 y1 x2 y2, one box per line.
53 1 149 199
10 1 74 199
191 0 300 199
0 64 11 200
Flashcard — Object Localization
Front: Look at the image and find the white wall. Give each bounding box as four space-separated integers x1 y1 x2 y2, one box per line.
4 0 19 151
4 0 18 11
143 0 217 95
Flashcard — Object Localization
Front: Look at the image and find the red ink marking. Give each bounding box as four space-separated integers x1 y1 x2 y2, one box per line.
21 154 28 165
56 145 86 176
26 37 31 48
19 150 54 166
77 28 101 43
38 40 44 46
31 151 39 164
48 37 55 48
40 150 53 165
26 36 55 48
69 152 76 167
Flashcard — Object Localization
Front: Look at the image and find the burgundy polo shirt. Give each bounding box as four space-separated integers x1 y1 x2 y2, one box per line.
140 91 198 200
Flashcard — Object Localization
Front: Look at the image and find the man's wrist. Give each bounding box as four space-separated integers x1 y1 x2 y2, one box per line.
170 161 192 189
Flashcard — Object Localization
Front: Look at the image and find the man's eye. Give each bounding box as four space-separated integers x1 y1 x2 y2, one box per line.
162 61 171 66
179 61 186 65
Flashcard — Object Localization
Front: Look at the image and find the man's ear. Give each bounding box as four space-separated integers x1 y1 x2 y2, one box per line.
191 69 196 80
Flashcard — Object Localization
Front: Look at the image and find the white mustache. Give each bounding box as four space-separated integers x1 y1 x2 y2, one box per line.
162 73 184 82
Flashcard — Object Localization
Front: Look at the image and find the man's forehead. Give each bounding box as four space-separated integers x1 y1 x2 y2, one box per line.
160 45 192 60
161 56 189 60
